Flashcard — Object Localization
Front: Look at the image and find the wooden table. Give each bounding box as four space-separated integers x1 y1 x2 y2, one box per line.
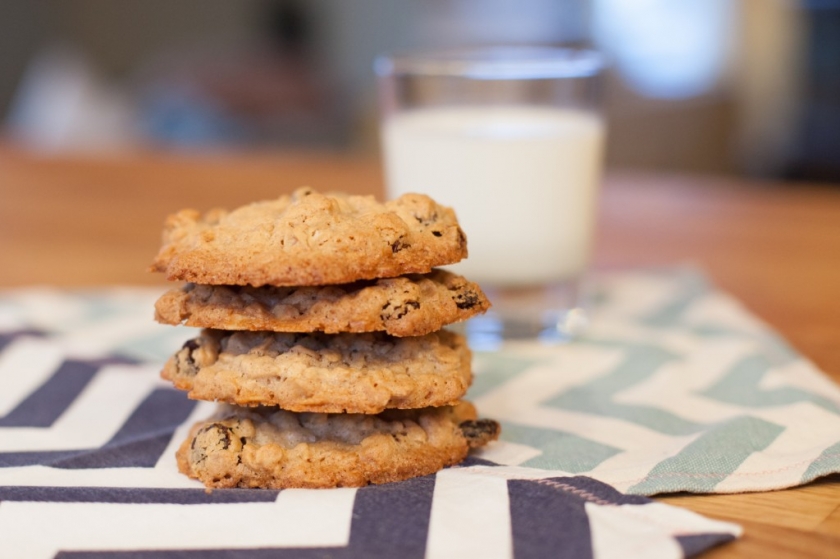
2 147 839 557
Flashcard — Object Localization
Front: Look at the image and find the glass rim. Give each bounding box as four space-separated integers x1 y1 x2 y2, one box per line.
375 46 604 80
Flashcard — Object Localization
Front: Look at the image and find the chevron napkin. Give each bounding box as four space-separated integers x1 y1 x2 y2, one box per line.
5 267 838 557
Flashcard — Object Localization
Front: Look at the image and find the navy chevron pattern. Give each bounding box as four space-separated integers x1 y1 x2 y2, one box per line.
0 357 139 429
1 389 196 469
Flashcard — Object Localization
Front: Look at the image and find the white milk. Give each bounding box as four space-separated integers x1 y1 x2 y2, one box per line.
382 106 605 286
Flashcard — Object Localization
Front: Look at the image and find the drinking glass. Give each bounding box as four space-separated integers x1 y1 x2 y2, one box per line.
376 46 605 347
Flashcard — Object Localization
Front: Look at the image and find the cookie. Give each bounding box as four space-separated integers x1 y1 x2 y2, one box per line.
150 187 468 287
154 269 490 337
162 329 472 413
176 401 500 489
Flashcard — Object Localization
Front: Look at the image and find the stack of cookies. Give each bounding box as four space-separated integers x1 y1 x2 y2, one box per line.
151 187 499 489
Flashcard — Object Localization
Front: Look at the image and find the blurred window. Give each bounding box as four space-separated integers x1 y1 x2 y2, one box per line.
593 0 737 99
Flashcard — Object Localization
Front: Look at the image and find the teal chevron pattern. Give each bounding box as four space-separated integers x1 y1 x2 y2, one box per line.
627 416 785 494
2 269 839 496
700 354 840 413
467 268 840 495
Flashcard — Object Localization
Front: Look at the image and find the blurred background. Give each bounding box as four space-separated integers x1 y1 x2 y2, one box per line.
0 0 838 182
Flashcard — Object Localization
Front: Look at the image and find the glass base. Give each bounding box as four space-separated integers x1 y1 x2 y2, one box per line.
454 278 589 350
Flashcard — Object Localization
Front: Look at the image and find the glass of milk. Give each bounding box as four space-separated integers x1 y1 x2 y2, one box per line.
376 47 605 346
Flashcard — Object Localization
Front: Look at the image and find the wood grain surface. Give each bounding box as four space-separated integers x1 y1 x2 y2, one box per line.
1 146 839 557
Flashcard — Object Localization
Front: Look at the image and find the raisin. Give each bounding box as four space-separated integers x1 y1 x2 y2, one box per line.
191 423 234 464
391 238 411 253
413 210 439 227
180 339 201 376
431 231 442 237
453 290 479 309
459 419 501 448
199 423 233 450
384 300 420 320
381 300 421 321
